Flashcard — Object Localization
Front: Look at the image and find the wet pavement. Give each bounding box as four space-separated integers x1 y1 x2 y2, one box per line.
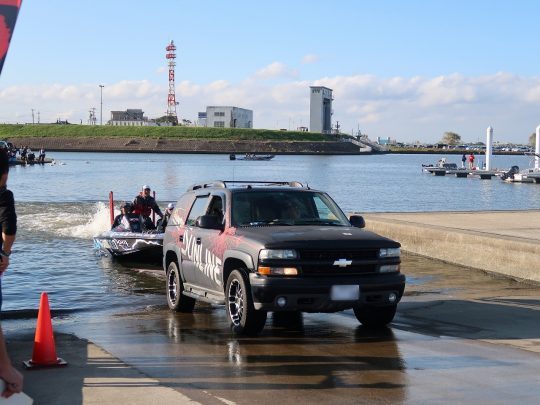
36 254 537 404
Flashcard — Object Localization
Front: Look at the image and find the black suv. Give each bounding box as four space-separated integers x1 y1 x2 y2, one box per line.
163 181 405 335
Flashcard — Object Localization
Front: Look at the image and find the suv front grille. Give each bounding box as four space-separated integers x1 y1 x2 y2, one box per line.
300 264 378 276
298 249 380 276
299 249 379 261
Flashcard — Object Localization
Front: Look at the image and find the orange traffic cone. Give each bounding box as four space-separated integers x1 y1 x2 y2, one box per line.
23 292 67 369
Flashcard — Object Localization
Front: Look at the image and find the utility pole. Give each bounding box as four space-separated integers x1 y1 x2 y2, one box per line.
37 111 40 124
31 109 35 124
99 84 104 125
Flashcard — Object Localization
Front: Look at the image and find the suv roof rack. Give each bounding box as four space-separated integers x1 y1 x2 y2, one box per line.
187 180 306 191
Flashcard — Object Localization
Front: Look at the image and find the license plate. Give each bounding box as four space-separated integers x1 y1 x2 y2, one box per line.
331 285 359 301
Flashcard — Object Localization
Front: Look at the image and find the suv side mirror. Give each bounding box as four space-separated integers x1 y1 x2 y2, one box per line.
349 215 365 228
196 215 224 230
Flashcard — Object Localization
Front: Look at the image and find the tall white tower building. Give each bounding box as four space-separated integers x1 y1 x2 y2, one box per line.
309 86 333 134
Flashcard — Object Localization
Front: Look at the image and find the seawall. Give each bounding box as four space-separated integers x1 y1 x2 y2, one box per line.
7 136 368 155
363 211 540 283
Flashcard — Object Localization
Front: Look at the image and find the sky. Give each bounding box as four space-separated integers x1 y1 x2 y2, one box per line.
2 0 540 143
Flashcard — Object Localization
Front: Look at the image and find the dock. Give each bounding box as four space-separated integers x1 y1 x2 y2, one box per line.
424 167 502 179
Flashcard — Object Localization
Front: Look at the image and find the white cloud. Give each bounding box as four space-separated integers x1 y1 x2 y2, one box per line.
2 73 540 143
254 62 298 79
302 54 319 64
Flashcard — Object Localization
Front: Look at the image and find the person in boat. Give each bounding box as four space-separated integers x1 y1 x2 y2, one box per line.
38 147 46 163
437 157 447 168
20 146 27 163
157 203 174 232
112 202 133 230
132 185 163 217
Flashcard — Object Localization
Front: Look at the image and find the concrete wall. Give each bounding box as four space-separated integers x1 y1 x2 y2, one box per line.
363 215 540 283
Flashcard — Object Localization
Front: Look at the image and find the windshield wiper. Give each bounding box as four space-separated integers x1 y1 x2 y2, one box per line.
295 219 343 226
246 220 293 226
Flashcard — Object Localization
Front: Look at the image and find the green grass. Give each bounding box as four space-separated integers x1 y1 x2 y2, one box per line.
0 124 330 142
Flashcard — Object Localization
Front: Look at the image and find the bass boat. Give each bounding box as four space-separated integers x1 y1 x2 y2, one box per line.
93 192 164 264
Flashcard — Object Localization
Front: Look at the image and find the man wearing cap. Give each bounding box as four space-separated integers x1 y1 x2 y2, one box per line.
132 185 163 219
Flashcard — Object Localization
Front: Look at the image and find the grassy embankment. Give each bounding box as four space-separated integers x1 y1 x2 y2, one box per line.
0 124 329 142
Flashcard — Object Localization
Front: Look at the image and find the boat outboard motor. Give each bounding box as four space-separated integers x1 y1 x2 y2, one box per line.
501 165 519 180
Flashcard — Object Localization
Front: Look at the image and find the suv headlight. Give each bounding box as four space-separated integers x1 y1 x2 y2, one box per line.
259 249 298 260
379 247 401 258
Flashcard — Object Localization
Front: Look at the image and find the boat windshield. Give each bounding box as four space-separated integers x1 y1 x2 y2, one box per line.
231 190 349 227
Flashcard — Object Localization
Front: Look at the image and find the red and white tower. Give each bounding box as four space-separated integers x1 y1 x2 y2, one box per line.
166 40 178 125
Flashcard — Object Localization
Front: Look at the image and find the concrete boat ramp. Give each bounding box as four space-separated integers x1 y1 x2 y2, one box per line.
363 210 540 283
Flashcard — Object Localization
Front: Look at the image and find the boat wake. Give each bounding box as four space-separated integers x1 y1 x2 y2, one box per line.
17 201 118 239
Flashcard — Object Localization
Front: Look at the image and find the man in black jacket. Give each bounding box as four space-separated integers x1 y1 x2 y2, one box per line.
0 149 22 397
0 3 25 396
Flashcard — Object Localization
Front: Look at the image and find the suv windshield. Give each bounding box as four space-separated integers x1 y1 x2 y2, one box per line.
231 190 349 226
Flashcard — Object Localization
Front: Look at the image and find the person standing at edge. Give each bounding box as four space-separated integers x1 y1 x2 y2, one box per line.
0 149 23 398
468 153 475 169
461 153 467 169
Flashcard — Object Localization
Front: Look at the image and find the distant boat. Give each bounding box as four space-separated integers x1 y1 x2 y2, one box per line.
501 152 540 183
421 157 459 173
230 153 275 161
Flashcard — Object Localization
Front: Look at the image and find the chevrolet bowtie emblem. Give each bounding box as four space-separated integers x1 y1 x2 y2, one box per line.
333 258 352 267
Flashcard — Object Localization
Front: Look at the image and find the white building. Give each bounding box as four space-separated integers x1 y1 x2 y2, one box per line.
309 86 333 134
205 106 253 128
109 109 150 126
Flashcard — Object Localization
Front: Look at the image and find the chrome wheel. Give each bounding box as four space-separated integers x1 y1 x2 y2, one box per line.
225 269 267 335
167 267 179 306
166 261 195 312
228 279 244 326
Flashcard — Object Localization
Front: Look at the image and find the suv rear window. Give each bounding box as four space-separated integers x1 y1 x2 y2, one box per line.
231 190 349 226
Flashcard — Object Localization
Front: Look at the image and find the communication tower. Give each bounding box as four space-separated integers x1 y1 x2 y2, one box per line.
166 40 178 125
88 108 97 125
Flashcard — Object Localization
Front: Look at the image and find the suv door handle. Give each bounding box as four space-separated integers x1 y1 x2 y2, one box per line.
196 237 201 245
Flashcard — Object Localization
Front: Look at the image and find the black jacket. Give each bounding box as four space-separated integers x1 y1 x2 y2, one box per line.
0 186 16 251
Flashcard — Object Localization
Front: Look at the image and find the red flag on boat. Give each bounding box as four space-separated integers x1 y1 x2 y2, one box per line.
0 0 22 75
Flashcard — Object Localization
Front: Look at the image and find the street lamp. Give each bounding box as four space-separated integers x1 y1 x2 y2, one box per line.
99 84 104 125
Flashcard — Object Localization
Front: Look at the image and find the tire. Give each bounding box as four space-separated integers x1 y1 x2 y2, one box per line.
353 305 397 328
166 261 195 312
225 269 267 336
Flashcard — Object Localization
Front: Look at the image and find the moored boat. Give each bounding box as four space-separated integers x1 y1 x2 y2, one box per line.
230 153 275 161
